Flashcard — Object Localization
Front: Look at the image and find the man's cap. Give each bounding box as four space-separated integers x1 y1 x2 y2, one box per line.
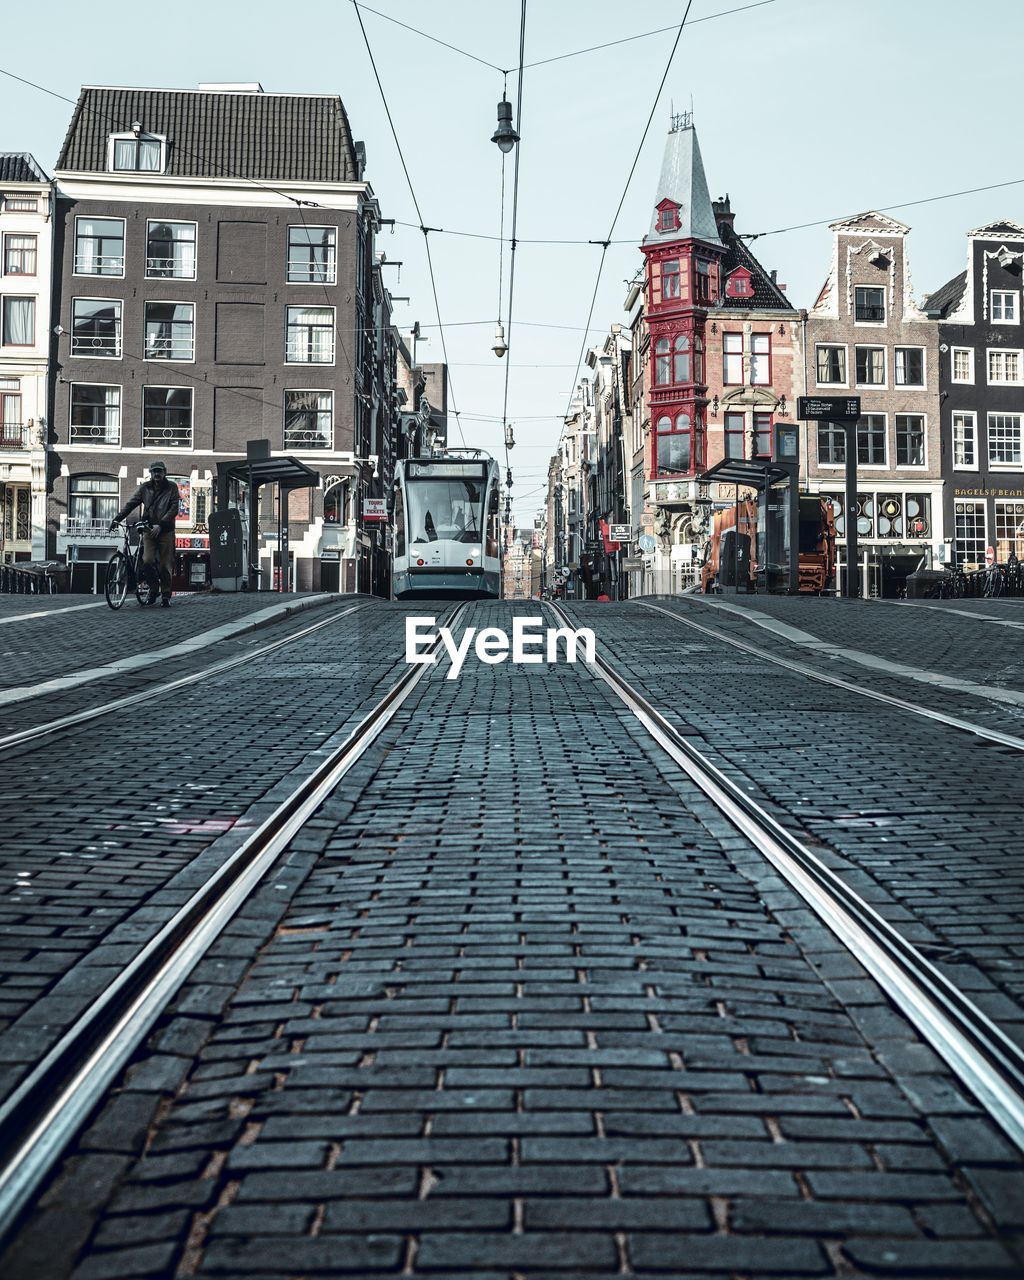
148 460 167 472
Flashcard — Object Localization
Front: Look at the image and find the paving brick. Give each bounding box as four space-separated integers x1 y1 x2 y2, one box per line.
415 1232 619 1271
201 1235 403 1274
842 1238 1021 1274
628 1233 829 1273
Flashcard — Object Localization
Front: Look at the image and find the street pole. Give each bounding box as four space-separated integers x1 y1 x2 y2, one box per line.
842 421 859 599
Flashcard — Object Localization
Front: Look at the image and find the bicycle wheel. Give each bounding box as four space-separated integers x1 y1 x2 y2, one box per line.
104 552 129 610
136 560 159 606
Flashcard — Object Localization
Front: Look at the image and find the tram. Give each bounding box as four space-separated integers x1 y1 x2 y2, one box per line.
391 451 501 599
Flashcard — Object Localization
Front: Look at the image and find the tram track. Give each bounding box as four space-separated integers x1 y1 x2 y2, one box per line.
0 598 375 753
546 599 1024 1157
0 604 467 1244
635 597 1024 750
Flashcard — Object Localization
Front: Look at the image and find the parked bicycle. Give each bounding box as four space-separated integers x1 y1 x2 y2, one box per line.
104 520 161 610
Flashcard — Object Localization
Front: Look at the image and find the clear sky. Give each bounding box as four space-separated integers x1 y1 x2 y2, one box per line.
3 0 1022 519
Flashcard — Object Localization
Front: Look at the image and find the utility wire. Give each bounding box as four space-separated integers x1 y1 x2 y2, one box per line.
349 0 505 72
353 1 466 446
561 0 697 431
501 0 528 483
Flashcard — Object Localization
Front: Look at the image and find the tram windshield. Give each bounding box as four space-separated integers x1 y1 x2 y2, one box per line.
407 478 484 545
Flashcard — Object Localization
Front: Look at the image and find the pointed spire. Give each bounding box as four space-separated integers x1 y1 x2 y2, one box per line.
643 116 721 248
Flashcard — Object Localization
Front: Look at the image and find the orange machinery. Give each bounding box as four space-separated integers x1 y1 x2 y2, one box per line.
700 493 835 594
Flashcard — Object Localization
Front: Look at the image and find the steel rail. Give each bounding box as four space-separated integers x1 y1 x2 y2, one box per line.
0 599 377 754
547 600 1024 1154
634 598 1024 753
0 603 466 1245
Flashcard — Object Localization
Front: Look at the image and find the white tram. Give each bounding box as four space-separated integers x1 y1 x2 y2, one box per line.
392 452 501 599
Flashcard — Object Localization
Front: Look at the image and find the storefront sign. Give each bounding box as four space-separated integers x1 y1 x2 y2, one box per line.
608 524 630 542
362 498 387 522
954 487 1024 498
175 535 208 549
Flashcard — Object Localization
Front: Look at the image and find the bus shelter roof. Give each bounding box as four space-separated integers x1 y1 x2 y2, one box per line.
697 458 793 489
219 455 323 490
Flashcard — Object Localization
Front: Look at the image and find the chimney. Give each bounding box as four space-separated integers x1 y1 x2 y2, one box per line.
712 193 735 237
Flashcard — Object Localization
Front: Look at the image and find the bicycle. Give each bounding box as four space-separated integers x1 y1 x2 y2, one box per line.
104 520 162 610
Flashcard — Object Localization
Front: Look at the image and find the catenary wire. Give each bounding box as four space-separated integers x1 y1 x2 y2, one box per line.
352 2 466 445
501 1 529 484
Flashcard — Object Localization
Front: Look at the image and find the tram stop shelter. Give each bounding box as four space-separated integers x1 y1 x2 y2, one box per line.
697 452 799 594
213 440 321 591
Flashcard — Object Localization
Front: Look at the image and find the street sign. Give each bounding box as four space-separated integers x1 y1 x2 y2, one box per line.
621 556 644 571
797 396 860 421
362 498 387 522
638 533 656 553
608 523 630 542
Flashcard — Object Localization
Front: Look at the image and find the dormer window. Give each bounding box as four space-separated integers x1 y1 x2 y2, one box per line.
107 131 166 173
656 199 681 233
725 269 752 299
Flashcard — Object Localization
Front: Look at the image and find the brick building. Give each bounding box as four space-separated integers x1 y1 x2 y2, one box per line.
48 83 392 594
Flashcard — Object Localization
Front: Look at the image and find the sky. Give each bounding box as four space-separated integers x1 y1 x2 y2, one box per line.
3 0 1023 520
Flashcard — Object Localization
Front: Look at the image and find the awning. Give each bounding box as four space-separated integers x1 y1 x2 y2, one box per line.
219 455 322 488
697 458 792 488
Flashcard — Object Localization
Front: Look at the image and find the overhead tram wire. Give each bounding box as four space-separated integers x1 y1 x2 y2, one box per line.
500 0 529 492
346 0 505 73
560 0 697 441
352 2 467 446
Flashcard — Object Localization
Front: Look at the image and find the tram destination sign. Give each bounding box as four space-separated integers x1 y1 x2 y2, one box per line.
797 396 861 421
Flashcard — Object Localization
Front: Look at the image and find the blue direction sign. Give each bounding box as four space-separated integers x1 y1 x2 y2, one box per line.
638 534 656 553
797 396 860 421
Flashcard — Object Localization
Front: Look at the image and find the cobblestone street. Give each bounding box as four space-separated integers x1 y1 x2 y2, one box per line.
0 595 1021 1277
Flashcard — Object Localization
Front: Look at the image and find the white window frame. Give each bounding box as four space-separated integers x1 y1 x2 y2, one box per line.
954 499 987 570
68 382 123 447
73 216 126 279
854 344 887 389
145 219 198 281
70 297 123 360
143 300 196 364
283 389 334 450
951 347 974 384
106 132 168 174
894 345 926 389
286 225 338 286
853 284 886 326
0 295 36 348
284 306 336 366
987 348 1024 385
894 413 927 469
951 411 977 472
994 499 1024 559
857 412 888 469
986 412 1023 470
814 343 848 388
990 290 1018 324
142 385 194 452
3 194 38 213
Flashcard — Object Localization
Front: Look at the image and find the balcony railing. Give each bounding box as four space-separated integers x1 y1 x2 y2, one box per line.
142 426 193 449
59 517 117 542
287 258 336 284
70 423 121 446
0 423 28 449
71 332 122 357
144 334 194 361
284 427 332 450
145 255 196 279
73 253 125 276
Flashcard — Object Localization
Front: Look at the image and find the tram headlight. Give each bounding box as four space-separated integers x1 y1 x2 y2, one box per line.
416 558 425 566
466 558 474 565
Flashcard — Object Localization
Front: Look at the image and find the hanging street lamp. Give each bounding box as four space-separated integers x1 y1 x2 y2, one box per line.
491 97 520 153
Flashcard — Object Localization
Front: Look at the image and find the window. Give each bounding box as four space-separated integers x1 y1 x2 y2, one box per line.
988 349 1022 383
287 225 337 284
991 290 1018 324
672 334 690 384
724 411 745 460
3 195 37 212
656 412 691 475
816 345 846 385
952 413 976 468
995 500 1024 559
954 500 986 569
143 387 193 449
144 302 195 361
750 333 770 385
895 414 925 466
905 493 931 539
854 285 885 323
1 393 22 444
855 346 886 386
3 234 36 276
696 260 712 302
657 204 679 232
817 422 845 464
895 347 924 387
877 494 903 538
952 347 974 383
723 332 743 384
1 297 34 346
70 384 121 445
71 299 122 357
284 390 333 449
725 272 751 298
74 218 125 276
693 335 704 384
69 474 119 524
857 414 887 465
654 337 671 386
753 411 773 458
285 306 334 363
662 259 681 300
988 413 1023 467
109 133 164 172
146 221 197 279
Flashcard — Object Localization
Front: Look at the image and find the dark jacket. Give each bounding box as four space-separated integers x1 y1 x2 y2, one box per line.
114 479 181 535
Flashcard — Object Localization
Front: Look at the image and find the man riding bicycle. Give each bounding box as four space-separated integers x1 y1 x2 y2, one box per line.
109 461 180 606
